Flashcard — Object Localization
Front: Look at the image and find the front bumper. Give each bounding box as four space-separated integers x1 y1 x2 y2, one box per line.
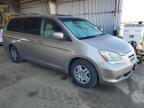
99 63 136 84
98 50 137 84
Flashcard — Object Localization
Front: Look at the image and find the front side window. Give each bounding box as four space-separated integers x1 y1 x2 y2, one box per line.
59 18 103 39
22 17 42 35
7 18 22 32
42 18 62 38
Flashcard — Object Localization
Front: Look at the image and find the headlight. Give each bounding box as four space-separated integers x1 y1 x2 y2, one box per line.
99 50 125 64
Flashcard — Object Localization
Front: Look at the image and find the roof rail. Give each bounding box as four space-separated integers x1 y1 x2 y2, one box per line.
53 14 72 16
20 13 41 16
14 13 72 17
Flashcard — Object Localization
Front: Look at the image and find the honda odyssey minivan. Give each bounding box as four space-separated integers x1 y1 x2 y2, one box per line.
3 15 137 88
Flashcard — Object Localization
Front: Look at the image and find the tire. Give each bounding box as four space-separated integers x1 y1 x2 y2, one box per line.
70 59 98 88
9 45 22 63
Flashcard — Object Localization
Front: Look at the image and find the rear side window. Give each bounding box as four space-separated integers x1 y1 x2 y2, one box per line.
22 17 42 35
7 18 22 32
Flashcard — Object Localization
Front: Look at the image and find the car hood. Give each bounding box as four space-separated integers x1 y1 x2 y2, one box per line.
82 34 133 55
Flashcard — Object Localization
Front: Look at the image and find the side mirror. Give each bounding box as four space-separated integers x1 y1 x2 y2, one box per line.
97 26 104 32
53 32 64 40
98 27 104 32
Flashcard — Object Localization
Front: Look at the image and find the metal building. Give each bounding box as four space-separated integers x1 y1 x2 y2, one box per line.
55 0 123 34
20 0 50 15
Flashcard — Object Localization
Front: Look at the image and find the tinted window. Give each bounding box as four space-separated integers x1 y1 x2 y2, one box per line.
42 18 62 38
22 17 42 35
7 18 22 32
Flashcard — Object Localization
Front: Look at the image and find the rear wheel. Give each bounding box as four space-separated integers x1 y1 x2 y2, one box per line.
9 45 22 63
70 59 98 88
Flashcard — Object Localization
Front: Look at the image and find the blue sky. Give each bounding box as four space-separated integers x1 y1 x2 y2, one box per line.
122 0 144 22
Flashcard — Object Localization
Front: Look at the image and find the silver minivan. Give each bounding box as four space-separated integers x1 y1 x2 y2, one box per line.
3 15 137 88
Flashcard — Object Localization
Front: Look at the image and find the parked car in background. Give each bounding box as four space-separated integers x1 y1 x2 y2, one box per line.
0 29 3 44
3 15 137 88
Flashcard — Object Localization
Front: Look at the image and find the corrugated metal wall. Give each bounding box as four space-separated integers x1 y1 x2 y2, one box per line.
56 0 123 34
19 0 122 34
20 0 50 15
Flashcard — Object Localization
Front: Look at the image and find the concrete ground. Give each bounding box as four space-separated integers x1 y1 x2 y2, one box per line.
0 46 144 108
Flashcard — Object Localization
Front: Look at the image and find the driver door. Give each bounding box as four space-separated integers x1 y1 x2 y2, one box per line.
38 18 67 69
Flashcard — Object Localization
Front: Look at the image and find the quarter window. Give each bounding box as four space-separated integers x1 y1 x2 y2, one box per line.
22 17 42 35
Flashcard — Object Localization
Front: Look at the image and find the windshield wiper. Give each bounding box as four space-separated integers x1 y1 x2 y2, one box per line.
79 34 104 40
79 36 96 40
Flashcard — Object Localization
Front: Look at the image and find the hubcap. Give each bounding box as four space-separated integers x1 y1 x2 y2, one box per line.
74 65 90 84
10 47 18 61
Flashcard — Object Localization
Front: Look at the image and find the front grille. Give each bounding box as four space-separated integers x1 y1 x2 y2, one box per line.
125 50 137 64
124 71 131 77
128 54 135 62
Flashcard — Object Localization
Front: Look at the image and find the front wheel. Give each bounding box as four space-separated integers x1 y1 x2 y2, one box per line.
70 59 98 88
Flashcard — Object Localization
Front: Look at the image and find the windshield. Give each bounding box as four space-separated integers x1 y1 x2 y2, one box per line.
59 18 103 39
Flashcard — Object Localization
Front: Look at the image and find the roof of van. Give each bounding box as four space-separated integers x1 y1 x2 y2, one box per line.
12 14 75 19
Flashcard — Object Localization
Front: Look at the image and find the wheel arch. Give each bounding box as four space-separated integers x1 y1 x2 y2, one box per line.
68 57 100 82
9 44 13 51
